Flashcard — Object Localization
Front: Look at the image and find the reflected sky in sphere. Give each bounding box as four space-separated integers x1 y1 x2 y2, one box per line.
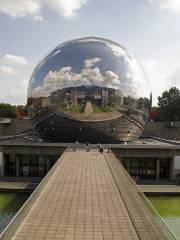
28 37 149 99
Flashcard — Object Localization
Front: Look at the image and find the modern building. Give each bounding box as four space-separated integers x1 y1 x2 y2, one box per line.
0 135 180 182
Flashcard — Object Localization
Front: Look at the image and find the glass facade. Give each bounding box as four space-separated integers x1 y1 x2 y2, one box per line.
122 158 170 180
27 37 150 142
4 154 58 177
19 156 47 177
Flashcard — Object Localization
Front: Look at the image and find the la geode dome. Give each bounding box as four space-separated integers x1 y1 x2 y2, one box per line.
27 37 150 143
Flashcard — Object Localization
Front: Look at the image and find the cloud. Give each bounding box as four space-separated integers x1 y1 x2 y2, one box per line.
44 0 88 18
0 54 33 105
17 80 29 91
30 15 45 22
143 59 180 104
1 54 30 66
0 54 30 78
149 0 180 12
0 83 28 105
30 58 121 98
0 0 88 21
0 76 30 104
84 58 101 68
0 0 41 17
0 65 16 75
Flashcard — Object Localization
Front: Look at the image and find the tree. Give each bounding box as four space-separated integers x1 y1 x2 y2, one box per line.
0 103 17 118
158 87 180 121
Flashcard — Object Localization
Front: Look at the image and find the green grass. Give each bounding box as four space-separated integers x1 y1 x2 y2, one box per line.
148 196 180 216
92 104 113 113
148 196 180 238
92 105 104 113
71 103 84 113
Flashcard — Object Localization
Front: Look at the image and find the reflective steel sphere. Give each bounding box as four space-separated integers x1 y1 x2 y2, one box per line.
27 37 150 143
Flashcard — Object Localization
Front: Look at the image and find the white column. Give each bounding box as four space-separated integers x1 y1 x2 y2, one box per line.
173 156 180 179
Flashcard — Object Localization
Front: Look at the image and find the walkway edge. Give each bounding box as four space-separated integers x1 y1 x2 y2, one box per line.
103 152 177 240
0 149 67 240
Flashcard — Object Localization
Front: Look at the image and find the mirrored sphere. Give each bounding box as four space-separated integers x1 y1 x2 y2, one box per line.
27 37 150 143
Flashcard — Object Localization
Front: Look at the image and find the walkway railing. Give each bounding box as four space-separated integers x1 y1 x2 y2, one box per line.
104 151 177 240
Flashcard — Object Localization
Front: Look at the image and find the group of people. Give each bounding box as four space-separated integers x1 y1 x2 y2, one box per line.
86 142 104 153
68 142 105 153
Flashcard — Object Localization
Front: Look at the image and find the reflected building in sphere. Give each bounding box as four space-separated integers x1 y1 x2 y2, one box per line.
27 37 150 143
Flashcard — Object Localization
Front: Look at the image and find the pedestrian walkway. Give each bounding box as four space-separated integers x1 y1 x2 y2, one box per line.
0 150 176 240
84 101 94 117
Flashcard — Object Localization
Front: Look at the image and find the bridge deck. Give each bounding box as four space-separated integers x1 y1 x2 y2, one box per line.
0 150 175 240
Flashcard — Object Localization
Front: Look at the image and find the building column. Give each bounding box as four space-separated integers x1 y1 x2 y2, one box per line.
0 152 4 177
170 157 175 181
16 155 20 177
46 157 51 173
156 159 160 181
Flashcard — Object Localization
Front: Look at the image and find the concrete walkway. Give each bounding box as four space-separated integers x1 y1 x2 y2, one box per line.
84 101 94 117
0 150 175 240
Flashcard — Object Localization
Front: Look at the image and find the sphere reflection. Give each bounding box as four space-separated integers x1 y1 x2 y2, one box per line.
27 37 150 143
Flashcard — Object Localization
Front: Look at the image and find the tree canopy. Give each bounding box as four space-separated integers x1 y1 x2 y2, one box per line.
0 103 17 118
158 87 180 121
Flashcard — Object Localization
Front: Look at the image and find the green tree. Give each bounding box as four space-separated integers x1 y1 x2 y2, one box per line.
158 87 180 121
0 103 17 118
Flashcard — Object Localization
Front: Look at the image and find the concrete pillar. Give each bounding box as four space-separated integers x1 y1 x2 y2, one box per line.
156 159 160 181
0 152 4 177
16 155 20 177
169 158 174 181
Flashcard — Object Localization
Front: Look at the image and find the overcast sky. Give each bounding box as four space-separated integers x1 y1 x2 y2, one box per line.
0 0 180 105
